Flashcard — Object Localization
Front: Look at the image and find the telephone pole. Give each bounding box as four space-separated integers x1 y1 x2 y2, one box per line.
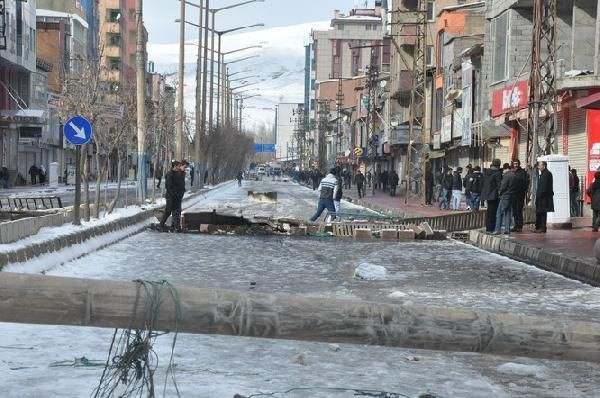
194 0 204 188
135 0 147 202
527 0 558 167
176 0 185 160
405 0 427 204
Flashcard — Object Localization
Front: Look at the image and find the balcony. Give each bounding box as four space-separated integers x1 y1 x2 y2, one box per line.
389 124 422 145
104 45 121 58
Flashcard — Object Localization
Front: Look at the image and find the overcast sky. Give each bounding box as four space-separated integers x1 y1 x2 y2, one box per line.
145 0 365 44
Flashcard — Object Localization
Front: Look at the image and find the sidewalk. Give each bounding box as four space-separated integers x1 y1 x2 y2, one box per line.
343 186 464 218
469 217 600 286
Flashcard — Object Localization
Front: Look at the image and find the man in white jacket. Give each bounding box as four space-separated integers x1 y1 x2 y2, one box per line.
310 168 338 222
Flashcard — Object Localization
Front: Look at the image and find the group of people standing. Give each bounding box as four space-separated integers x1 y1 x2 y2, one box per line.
437 159 555 235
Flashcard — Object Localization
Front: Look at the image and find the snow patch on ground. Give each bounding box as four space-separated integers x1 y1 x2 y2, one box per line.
355 263 388 280
3 220 151 274
389 291 407 298
497 362 546 378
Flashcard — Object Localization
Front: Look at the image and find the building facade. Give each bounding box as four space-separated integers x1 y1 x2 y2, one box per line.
0 0 41 182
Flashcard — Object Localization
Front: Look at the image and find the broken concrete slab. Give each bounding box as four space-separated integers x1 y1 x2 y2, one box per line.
380 229 399 241
398 230 416 241
420 222 434 237
353 228 372 239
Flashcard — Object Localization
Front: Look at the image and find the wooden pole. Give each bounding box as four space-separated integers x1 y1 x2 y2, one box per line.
0 272 599 362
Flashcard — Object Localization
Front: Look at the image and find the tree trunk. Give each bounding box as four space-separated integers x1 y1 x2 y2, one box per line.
107 151 123 214
93 151 103 219
0 271 599 363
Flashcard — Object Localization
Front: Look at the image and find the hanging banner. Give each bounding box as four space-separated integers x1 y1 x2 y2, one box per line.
461 60 473 146
441 115 452 143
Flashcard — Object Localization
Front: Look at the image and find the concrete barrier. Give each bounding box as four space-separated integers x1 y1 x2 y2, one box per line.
469 230 600 287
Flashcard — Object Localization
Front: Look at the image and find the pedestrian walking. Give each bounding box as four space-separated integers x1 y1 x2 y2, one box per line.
389 170 399 197
237 170 243 187
38 164 46 185
425 164 434 205
463 165 473 209
344 170 352 190
0 166 8 189
29 163 38 185
569 167 580 217
451 167 463 210
366 171 372 188
481 159 502 232
381 170 389 192
310 168 338 222
355 170 366 199
511 159 529 232
465 166 483 211
159 161 186 232
534 161 554 233
439 167 453 210
155 165 163 188
493 163 516 235
587 171 600 231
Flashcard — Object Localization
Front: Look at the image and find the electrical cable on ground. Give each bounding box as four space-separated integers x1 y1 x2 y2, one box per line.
92 279 181 398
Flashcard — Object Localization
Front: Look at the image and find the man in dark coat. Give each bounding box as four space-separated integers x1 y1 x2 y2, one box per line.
451 167 463 210
439 167 453 210
587 171 600 231
388 170 399 197
355 170 366 199
381 170 389 192
481 159 502 232
425 164 434 205
29 163 38 185
534 161 554 233
511 159 529 232
159 161 186 232
570 168 580 217
493 163 516 235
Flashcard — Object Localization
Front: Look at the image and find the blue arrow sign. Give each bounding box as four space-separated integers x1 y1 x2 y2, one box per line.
64 115 92 145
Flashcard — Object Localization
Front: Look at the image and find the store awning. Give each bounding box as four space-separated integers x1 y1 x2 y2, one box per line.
576 91 600 109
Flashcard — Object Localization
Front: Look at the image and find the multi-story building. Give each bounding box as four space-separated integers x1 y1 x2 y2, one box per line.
275 103 302 163
0 0 41 182
36 8 89 176
482 0 600 215
430 1 485 171
310 2 390 172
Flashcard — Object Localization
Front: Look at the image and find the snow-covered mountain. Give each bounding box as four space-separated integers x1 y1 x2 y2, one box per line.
148 21 330 131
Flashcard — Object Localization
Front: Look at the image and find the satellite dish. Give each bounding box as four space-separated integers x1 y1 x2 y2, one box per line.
380 80 387 88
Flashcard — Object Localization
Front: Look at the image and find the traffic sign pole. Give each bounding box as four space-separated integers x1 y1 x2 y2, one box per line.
73 146 81 226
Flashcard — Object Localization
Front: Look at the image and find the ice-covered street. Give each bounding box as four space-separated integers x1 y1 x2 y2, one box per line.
2 179 600 397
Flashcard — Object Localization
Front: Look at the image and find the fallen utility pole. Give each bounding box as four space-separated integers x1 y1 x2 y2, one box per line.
0 272 599 362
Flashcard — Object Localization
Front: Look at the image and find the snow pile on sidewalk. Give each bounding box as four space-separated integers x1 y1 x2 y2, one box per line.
354 263 388 280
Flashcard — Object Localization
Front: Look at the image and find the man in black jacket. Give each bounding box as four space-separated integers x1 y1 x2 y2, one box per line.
355 170 366 198
439 167 453 210
451 167 463 210
465 166 483 211
535 161 554 233
511 159 529 232
159 161 186 232
493 164 516 235
481 159 502 232
389 170 399 197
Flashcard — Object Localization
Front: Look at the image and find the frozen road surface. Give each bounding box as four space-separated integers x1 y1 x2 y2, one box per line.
2 179 600 397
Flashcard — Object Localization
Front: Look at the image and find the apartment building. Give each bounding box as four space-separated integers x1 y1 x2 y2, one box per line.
0 0 41 181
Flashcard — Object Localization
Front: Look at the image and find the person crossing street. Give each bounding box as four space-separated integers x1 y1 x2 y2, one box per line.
159 161 186 232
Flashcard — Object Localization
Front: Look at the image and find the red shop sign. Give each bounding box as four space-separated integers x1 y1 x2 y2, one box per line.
491 81 529 117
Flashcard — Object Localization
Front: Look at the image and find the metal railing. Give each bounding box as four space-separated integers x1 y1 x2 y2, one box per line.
0 196 63 211
331 207 537 237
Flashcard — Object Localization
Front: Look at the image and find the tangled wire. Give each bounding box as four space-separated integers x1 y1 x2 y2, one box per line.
92 280 181 398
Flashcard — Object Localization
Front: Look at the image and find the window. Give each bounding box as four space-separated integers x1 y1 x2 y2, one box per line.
337 24 344 30
129 30 136 46
426 45 434 66
108 57 121 70
107 33 121 47
129 9 136 21
491 11 509 82
437 31 445 69
107 9 121 23
427 1 435 22
365 25 372 30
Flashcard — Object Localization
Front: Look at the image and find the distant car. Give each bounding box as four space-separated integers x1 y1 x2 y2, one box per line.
248 169 257 179
257 167 266 175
